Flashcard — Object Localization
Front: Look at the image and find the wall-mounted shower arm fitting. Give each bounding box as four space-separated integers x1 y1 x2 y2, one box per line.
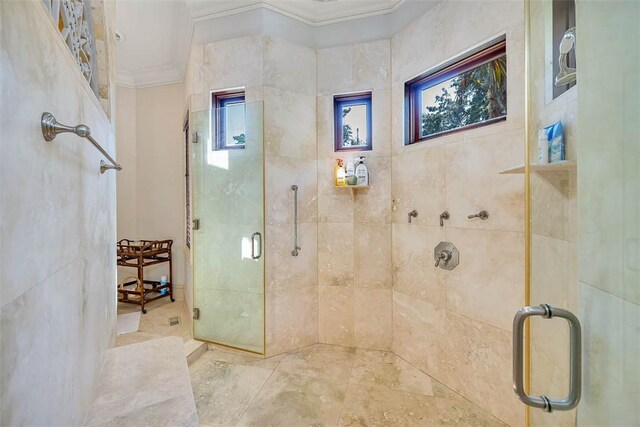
408 210 418 223
439 211 450 226
468 210 489 220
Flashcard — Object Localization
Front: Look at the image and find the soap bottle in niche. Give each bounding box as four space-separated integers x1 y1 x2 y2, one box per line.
336 159 347 186
537 128 549 164
334 159 343 186
355 156 368 186
346 158 356 185
546 121 565 163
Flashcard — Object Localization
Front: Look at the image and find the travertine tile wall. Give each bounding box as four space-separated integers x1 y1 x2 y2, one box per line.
0 1 117 425
263 36 318 356
316 40 393 351
527 2 578 426
390 2 526 426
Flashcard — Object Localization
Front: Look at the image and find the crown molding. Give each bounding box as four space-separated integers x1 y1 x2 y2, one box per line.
116 64 183 88
118 0 438 88
191 0 406 27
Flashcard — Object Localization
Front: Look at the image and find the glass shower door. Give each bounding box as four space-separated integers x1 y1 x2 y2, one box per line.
524 1 639 425
191 102 265 354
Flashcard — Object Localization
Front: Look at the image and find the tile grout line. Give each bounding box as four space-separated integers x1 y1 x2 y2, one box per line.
233 365 276 424
392 351 507 425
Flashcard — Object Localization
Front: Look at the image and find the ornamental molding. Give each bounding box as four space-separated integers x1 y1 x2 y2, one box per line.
43 0 99 96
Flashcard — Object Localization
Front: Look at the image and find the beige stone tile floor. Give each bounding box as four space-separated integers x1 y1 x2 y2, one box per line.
190 344 509 427
86 336 198 426
117 299 193 346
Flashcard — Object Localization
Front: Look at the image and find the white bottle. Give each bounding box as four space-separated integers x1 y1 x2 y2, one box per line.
346 159 355 181
355 156 368 186
537 128 549 164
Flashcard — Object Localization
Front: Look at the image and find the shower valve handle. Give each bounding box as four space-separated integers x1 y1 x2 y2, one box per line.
435 250 452 267
468 210 489 220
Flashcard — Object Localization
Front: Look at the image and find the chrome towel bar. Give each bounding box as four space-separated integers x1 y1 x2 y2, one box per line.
41 112 122 174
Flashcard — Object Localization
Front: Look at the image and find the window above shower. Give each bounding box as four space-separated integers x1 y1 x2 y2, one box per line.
212 89 246 150
404 38 507 145
334 92 372 152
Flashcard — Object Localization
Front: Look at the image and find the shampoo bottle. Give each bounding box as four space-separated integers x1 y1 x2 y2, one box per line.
537 128 549 164
346 159 356 185
336 160 347 186
547 121 565 163
334 159 343 186
355 156 368 186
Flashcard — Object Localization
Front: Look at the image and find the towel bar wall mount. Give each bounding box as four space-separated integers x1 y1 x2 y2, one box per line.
41 112 122 174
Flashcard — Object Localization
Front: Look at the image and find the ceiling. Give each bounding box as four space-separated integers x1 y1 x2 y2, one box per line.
115 0 437 87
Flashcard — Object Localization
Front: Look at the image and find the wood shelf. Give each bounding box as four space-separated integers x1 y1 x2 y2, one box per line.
499 160 576 175
335 184 369 201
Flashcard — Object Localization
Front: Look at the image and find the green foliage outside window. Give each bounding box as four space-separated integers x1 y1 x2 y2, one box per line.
422 57 507 137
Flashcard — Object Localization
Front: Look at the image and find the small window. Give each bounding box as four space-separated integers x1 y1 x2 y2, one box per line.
405 38 507 144
334 92 372 152
212 90 246 150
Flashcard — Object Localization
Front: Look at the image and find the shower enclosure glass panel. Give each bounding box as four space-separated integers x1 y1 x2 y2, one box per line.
191 102 265 354
527 1 639 425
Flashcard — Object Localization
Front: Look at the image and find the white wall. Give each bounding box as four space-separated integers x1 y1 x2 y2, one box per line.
116 86 138 239
116 83 188 299
0 1 117 425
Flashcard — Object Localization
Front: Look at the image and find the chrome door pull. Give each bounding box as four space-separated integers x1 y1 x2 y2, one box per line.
251 232 262 260
513 304 581 412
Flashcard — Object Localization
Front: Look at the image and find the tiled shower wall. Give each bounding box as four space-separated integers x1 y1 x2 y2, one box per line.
189 35 319 357
316 40 393 351
1 1 117 425
262 36 318 356
389 2 525 426
188 1 527 422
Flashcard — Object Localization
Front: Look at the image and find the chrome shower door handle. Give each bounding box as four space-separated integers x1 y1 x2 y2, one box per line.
513 304 582 413
251 232 262 260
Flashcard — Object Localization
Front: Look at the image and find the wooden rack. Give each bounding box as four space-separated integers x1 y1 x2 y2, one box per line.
117 239 174 313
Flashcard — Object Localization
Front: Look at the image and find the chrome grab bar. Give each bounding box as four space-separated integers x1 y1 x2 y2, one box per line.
41 112 122 174
513 304 581 412
291 185 301 256
251 232 262 260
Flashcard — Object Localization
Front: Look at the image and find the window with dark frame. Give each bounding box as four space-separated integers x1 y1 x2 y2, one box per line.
334 92 372 152
183 115 191 249
404 38 507 145
212 90 246 150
